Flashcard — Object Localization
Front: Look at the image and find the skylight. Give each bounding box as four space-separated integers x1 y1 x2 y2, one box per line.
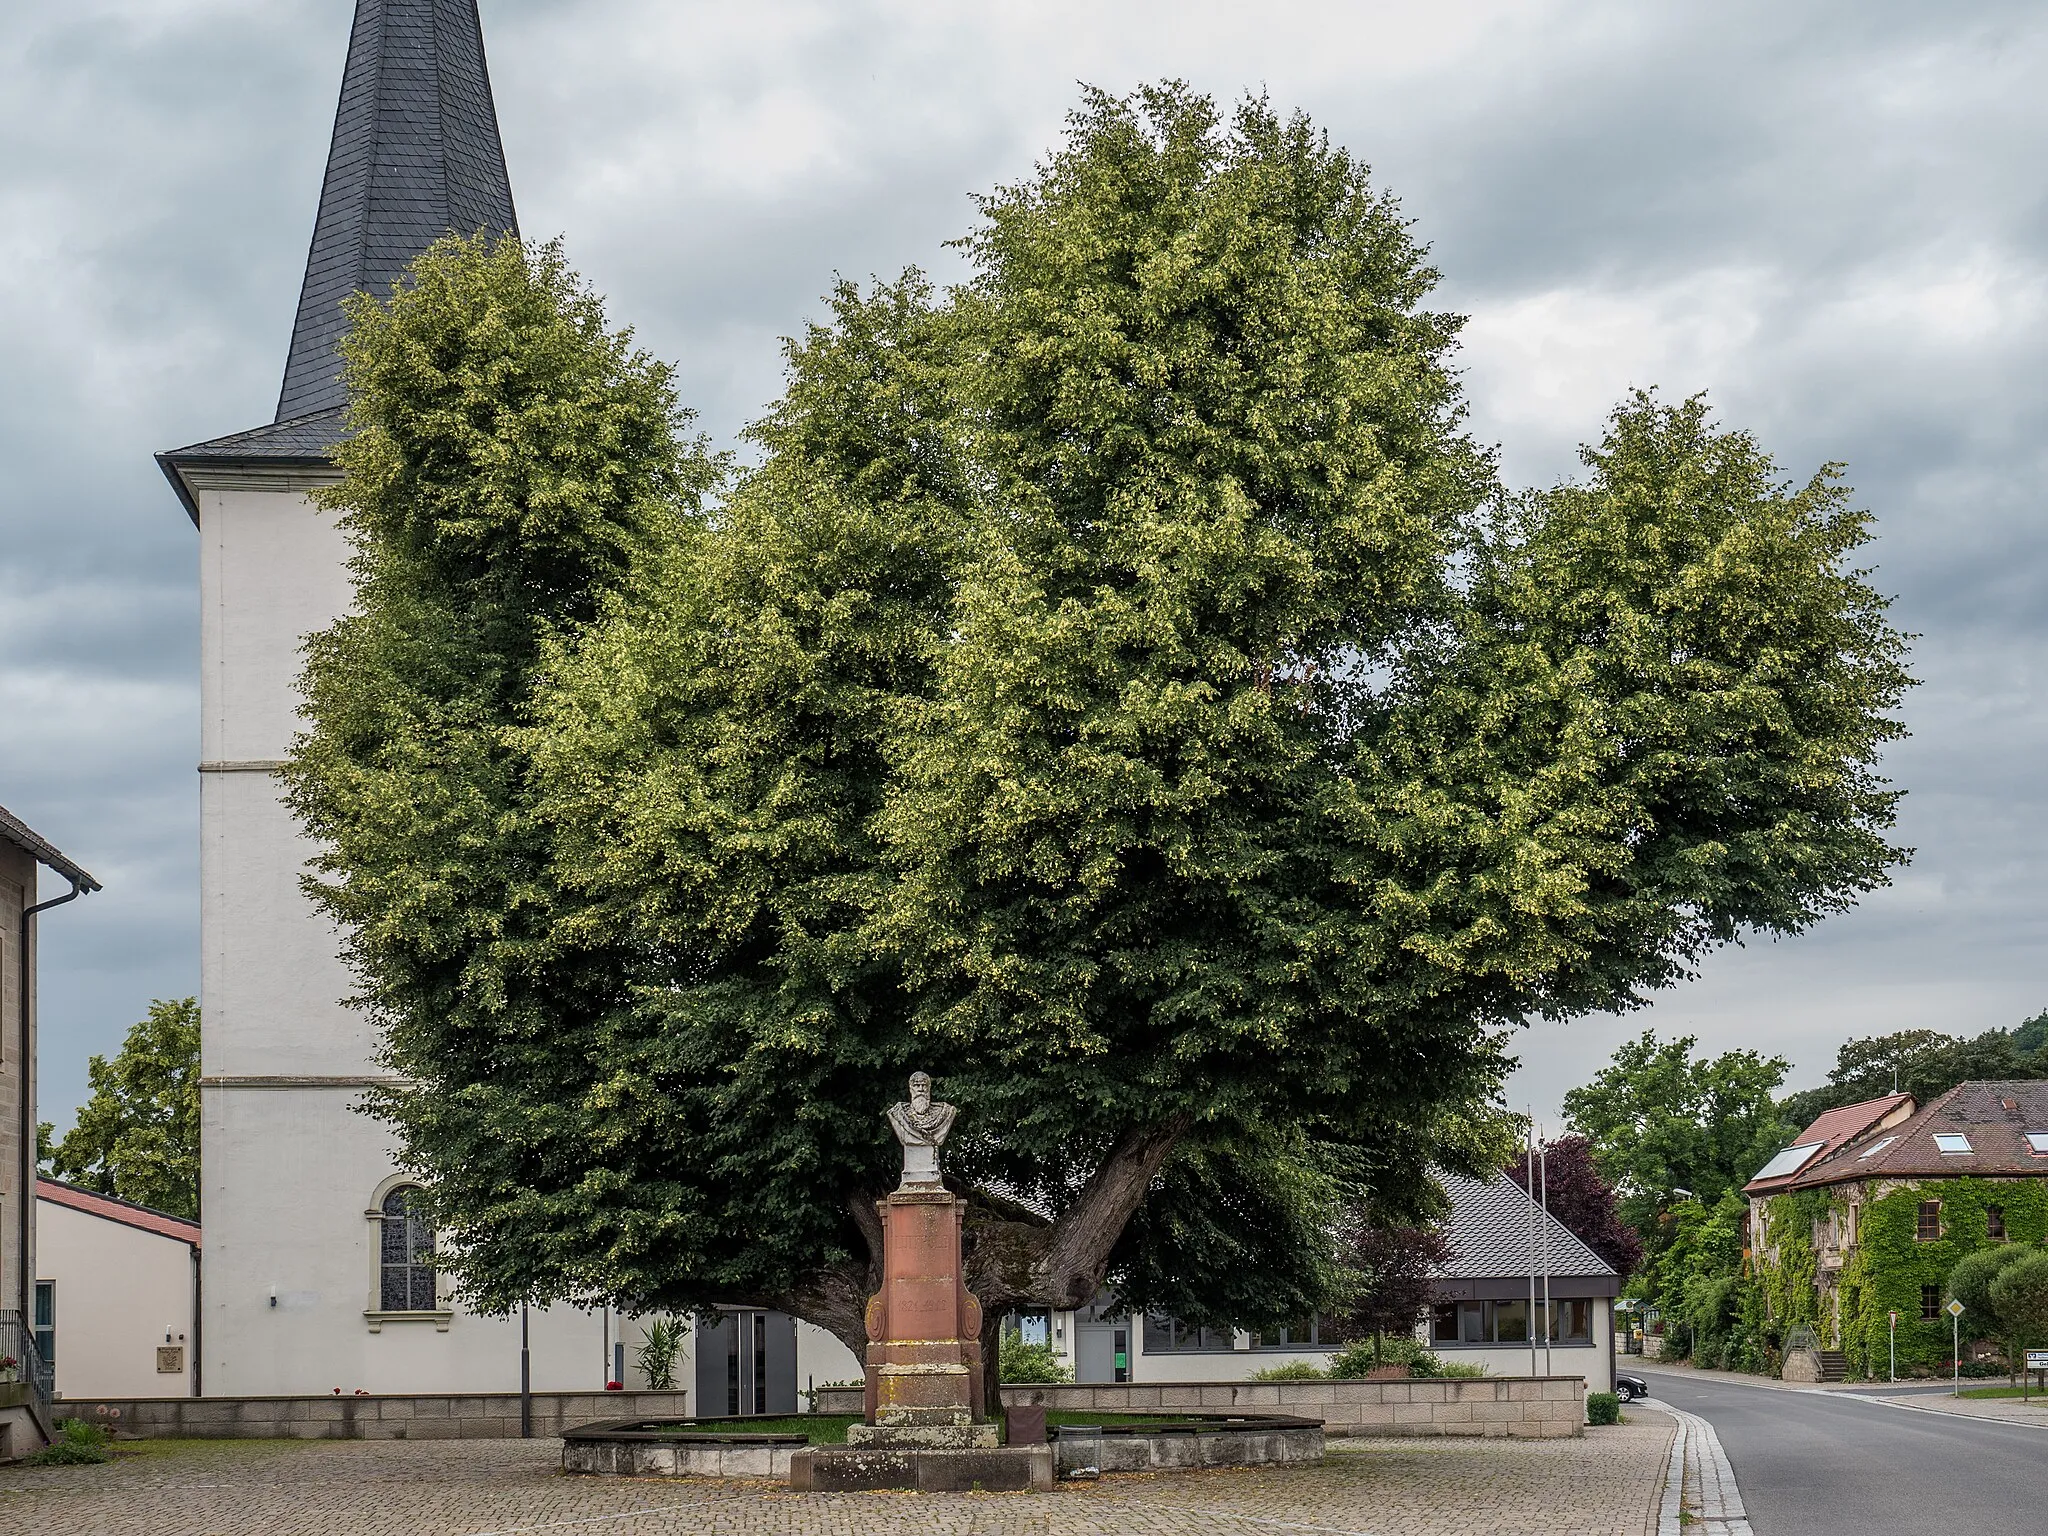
1857 1136 1897 1160
1753 1143 1825 1181
1933 1134 1974 1155
2026 1133 2048 1157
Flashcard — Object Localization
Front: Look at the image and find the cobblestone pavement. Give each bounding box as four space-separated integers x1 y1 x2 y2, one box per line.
0 1424 1672 1536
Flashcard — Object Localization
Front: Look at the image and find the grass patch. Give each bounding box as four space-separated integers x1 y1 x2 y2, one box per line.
1957 1386 2048 1401
664 1416 859 1443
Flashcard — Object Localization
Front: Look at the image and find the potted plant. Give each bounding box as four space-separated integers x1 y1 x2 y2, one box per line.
0 1354 18 1383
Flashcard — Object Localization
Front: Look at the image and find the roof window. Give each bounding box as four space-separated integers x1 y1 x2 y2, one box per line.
2026 1133 2048 1156
1932 1133 1974 1155
1752 1143 1825 1181
1857 1136 1897 1160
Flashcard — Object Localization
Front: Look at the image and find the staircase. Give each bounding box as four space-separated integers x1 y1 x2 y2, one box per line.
1816 1351 1850 1382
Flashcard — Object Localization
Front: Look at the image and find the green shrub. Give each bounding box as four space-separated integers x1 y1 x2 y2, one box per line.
26 1419 113 1466
1433 1360 1487 1378
1586 1392 1621 1426
1250 1360 1328 1381
1328 1337 1473 1378
633 1315 683 1391
999 1331 1072 1384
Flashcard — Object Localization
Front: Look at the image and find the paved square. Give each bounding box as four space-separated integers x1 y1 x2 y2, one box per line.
0 1422 1671 1536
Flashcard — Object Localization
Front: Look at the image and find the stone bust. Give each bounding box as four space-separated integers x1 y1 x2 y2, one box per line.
886 1072 956 1189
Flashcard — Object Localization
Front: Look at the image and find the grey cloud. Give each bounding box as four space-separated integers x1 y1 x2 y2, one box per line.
5 0 2045 1129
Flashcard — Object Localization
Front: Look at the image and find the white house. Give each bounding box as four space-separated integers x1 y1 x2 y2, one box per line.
1007 1174 1617 1393
35 1181 201 1399
156 0 860 1405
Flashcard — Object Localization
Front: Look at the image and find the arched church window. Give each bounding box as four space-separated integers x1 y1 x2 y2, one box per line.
379 1188 437 1312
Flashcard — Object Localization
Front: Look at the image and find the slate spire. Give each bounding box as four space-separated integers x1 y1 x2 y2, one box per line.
276 0 519 422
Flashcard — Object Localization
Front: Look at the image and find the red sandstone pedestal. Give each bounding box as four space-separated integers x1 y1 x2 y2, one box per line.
848 1189 992 1448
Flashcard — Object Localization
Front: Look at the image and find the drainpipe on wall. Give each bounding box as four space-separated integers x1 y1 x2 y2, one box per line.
19 868 95 1321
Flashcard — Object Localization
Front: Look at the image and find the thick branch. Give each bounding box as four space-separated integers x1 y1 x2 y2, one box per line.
963 1116 1191 1312
769 1189 887 1363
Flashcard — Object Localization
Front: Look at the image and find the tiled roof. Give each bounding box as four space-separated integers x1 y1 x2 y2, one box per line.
278 0 518 422
161 1 516 525
0 803 101 892
1743 1092 1914 1195
1434 1171 1615 1281
1757 1080 2048 1191
156 408 353 524
37 1179 201 1248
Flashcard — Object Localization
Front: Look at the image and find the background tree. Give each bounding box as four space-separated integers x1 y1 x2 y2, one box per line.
289 84 1913 1388
1564 1032 1793 1277
1503 1134 1644 1278
1948 1244 2031 1381
1780 1025 2048 1128
1331 1222 1453 1363
47 998 201 1220
1990 1250 2048 1399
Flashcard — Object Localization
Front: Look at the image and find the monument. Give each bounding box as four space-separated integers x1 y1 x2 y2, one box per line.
849 1072 990 1446
787 1073 1054 1491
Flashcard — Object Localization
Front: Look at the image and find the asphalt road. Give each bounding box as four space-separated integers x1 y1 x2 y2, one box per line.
1645 1367 2048 1536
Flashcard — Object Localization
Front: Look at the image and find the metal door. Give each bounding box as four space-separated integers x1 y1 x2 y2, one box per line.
695 1309 799 1415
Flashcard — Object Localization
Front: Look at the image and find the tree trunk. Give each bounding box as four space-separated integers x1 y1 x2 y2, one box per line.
768 1119 1189 1416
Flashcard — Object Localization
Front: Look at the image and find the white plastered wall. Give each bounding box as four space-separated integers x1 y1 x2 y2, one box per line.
35 1199 196 1398
192 474 612 1394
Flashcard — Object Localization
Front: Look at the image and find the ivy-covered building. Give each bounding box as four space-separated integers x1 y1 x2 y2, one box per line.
1744 1081 2048 1377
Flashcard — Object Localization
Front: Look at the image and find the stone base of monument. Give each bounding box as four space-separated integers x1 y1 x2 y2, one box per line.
787 1443 1055 1492
844 1421 999 1449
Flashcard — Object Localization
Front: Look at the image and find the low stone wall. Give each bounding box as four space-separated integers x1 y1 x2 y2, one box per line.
61 1391 692 1441
1051 1416 1323 1474
563 1431 806 1479
1001 1377 1587 1439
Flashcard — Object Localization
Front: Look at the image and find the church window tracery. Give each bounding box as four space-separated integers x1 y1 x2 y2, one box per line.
379 1188 437 1312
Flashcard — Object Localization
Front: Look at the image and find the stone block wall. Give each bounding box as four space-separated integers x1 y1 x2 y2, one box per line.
997 1376 1588 1438
59 1390 692 1441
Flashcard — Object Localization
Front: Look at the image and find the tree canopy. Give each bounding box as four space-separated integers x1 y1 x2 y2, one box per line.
1562 1031 1793 1279
47 998 201 1220
1779 1025 2048 1128
286 83 1913 1368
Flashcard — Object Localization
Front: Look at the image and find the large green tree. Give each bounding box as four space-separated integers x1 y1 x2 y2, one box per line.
48 998 201 1220
288 85 1912 1381
1563 1031 1794 1279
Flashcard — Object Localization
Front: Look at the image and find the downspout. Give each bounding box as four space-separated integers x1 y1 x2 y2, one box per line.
191 1240 203 1397
19 871 89 1321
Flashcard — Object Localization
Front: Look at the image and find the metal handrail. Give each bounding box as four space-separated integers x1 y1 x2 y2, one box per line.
0 1308 53 1414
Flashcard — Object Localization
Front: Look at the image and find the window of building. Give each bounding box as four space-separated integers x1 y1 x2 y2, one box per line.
1987 1205 2006 1241
1917 1200 1942 1242
1553 1298 1594 1344
1250 1317 1324 1350
1921 1285 1942 1322
1857 1136 1897 1160
1430 1298 1596 1346
2027 1132 2048 1157
1932 1133 1973 1155
32 1280 54 1371
379 1188 437 1311
1143 1315 1233 1352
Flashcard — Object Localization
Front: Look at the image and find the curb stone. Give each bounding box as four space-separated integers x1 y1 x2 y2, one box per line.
1644 1404 1753 1536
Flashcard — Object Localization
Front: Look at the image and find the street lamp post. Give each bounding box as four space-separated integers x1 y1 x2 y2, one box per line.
1949 1300 1964 1397
1888 1309 1899 1384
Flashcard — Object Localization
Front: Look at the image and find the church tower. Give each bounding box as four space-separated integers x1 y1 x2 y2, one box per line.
155 0 601 1397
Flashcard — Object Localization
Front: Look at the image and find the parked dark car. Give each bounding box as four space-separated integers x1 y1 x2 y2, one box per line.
1615 1372 1651 1403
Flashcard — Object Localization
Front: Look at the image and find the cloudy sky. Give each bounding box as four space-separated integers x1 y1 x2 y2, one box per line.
4 0 2044 1133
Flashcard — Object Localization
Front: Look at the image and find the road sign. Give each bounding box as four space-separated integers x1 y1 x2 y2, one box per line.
1947 1300 1965 1318
2028 1350 2048 1372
